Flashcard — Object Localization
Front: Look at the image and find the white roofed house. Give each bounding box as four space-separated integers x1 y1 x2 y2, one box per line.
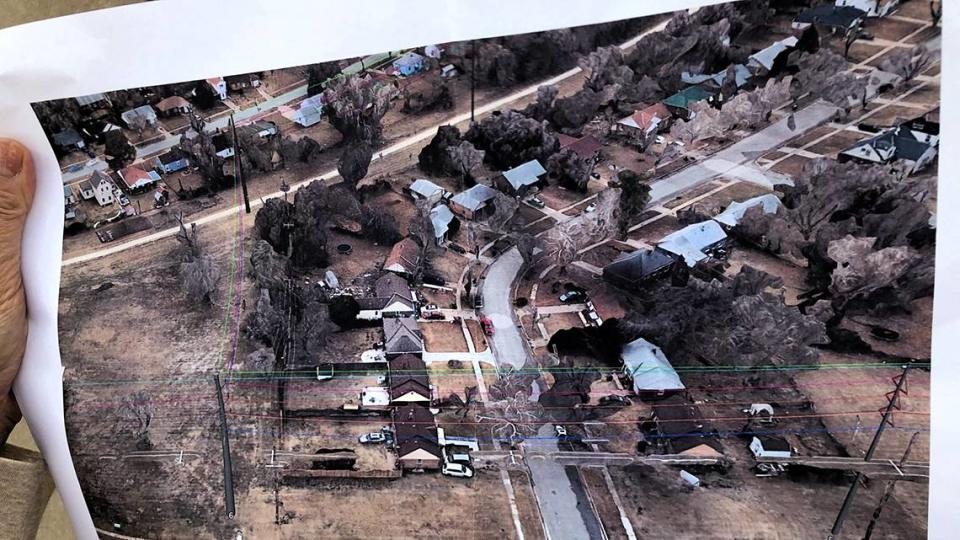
429 205 458 245
498 159 547 197
835 0 898 17
621 337 685 399
282 96 324 127
120 105 158 129
746 37 798 75
713 194 783 228
206 77 228 100
406 178 449 201
656 220 729 267
88 170 116 207
74 93 110 110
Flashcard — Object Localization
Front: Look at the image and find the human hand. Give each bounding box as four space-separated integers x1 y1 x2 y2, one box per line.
0 139 36 446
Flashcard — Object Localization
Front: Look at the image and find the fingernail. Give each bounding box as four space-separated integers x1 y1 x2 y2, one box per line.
0 140 24 177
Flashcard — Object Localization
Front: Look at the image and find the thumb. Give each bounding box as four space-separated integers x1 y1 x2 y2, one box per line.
0 138 36 446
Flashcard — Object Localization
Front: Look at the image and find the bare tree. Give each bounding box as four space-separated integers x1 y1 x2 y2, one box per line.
116 391 154 450
409 195 440 272
338 140 374 191
447 140 485 189
879 45 931 82
175 213 221 305
322 74 397 143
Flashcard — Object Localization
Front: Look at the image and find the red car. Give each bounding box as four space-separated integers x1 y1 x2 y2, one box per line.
479 316 495 336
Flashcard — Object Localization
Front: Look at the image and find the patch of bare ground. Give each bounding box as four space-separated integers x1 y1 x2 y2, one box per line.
696 180 772 210
806 130 868 158
770 154 813 177
662 180 725 210
725 247 808 306
627 215 682 245
430 249 469 284
508 470 547 540
240 471 521 539
541 312 583 338
421 320 470 352
609 461 924 539
580 466 629 540
465 319 489 352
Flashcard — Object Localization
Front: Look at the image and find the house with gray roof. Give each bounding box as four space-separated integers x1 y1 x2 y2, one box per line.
621 337 684 398
499 159 546 196
839 123 938 174
52 129 85 151
449 183 499 220
430 205 458 245
407 178 448 201
746 37 798 74
384 317 423 358
657 220 728 267
682 64 753 90
120 105 158 129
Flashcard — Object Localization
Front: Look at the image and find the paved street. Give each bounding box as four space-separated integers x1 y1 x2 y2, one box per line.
525 424 604 540
647 100 840 203
480 247 527 370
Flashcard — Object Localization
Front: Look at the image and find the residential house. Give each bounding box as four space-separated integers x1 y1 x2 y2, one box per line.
393 405 441 470
499 159 547 197
384 237 421 277
424 44 443 59
63 185 78 207
74 93 110 110
793 5 866 32
119 165 161 192
750 436 792 458
746 37 799 75
647 396 723 458
713 194 782 228
250 121 278 138
430 205 458 245
835 0 898 17
616 103 673 137
357 274 417 320
656 220 729 267
662 86 716 120
77 179 96 201
389 354 432 405
225 73 261 92
838 123 938 174
622 337 684 398
283 97 324 127
602 248 677 290
406 178 449 201
682 64 753 91
900 114 940 146
51 129 85 152
155 96 192 116
121 105 158 129
449 183 499 220
393 51 426 77
558 134 603 162
207 77 228 100
383 317 423 358
87 170 116 206
213 133 234 158
154 148 190 174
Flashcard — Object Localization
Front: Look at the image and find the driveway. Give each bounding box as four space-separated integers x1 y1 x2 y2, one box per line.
526 424 605 540
480 247 527 370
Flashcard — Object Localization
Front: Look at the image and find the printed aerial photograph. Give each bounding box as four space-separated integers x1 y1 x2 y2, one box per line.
33 0 938 538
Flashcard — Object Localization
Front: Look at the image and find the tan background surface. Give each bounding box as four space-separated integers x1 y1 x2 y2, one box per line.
3 3 139 539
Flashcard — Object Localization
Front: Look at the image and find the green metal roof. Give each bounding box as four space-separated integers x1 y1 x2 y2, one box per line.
662 86 715 109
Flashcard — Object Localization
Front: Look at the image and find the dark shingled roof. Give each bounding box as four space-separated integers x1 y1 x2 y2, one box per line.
603 249 676 286
393 405 440 459
651 396 723 455
756 436 791 452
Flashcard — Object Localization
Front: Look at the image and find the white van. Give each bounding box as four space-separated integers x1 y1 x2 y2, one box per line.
442 462 474 478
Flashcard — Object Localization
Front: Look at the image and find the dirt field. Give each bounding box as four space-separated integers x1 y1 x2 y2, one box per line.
421 320 470 352
610 462 925 539
770 154 814 177
508 470 547 540
627 215 683 245
238 471 523 539
464 319 489 352
806 130 867 158
580 466 629 540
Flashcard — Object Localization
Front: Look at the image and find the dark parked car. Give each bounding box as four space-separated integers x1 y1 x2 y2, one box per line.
423 273 445 286
448 243 467 254
559 290 585 303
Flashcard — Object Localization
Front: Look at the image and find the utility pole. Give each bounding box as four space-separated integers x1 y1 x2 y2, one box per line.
861 432 920 540
214 374 236 519
229 114 251 214
827 365 910 540
470 39 477 124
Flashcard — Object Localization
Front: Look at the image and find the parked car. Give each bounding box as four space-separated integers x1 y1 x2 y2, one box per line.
585 310 601 325
359 432 387 444
448 243 467 254
422 304 444 320
859 122 881 133
554 425 567 438
443 446 471 464
480 316 495 336
584 202 597 214
527 195 545 208
599 395 632 406
559 290 585 303
442 462 474 478
655 135 666 145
